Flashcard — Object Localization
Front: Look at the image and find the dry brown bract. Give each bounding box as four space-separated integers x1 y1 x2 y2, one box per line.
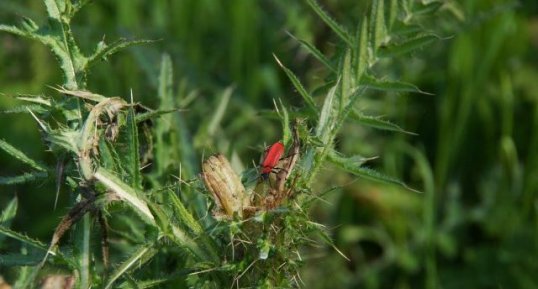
201 154 251 219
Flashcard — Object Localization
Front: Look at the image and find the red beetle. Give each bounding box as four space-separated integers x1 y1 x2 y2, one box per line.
260 141 285 180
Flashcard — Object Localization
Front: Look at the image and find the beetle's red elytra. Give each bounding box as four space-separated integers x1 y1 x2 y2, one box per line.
260 141 285 179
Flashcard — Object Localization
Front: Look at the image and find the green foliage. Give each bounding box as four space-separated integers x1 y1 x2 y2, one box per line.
0 0 536 288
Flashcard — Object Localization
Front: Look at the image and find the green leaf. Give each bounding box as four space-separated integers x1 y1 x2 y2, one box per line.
370 0 388 50
154 53 175 176
207 87 233 137
47 127 80 153
148 203 172 236
17 94 52 106
52 87 108 102
0 253 44 266
274 55 318 115
336 164 420 193
13 266 33 289
351 111 417 135
0 225 48 251
0 197 18 246
0 172 47 185
158 54 174 108
316 81 338 142
0 24 31 37
43 0 64 21
75 214 91 289
362 74 432 94
1 104 48 114
377 34 438 58
88 38 155 67
340 49 353 109
388 0 398 29
328 150 376 169
0 197 17 227
126 93 142 190
94 167 155 225
305 0 353 45
167 191 203 235
355 17 369 82
0 139 47 171
166 191 220 262
99 138 121 173
135 108 179 123
288 32 336 73
104 244 158 289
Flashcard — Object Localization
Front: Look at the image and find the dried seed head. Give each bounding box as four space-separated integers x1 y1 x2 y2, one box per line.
201 154 249 218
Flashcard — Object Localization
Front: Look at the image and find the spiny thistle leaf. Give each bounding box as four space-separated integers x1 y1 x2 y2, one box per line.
167 191 203 235
362 74 432 94
43 0 65 21
207 87 233 137
0 24 31 38
340 49 353 107
135 108 179 123
305 0 353 45
2 105 48 114
355 17 370 82
52 87 108 102
104 243 158 289
370 0 388 50
0 139 47 171
274 55 318 115
274 98 291 146
99 138 122 172
328 150 376 169
0 172 47 185
316 82 338 142
154 54 177 175
288 32 336 73
17 94 52 106
158 54 174 107
0 253 45 266
388 0 399 29
87 38 155 67
0 197 17 227
0 225 48 251
0 197 18 246
377 34 439 57
47 127 80 153
126 93 142 190
336 164 420 193
351 111 417 135
94 167 155 225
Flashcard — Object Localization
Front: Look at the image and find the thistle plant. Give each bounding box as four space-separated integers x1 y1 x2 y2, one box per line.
0 0 444 288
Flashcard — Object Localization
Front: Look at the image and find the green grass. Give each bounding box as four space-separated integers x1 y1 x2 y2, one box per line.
1 0 537 288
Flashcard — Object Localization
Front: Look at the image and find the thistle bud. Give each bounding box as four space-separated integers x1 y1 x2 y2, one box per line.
201 154 249 218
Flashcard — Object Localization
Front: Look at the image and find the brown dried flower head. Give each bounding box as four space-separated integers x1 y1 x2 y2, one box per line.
201 154 250 218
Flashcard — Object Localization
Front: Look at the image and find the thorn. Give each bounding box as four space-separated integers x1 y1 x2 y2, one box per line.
272 98 280 115
27 108 47 131
272 53 284 67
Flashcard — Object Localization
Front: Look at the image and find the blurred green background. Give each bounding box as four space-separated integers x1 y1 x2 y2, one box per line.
1 0 538 288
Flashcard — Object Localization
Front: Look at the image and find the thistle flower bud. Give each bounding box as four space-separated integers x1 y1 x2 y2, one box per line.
201 154 249 218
